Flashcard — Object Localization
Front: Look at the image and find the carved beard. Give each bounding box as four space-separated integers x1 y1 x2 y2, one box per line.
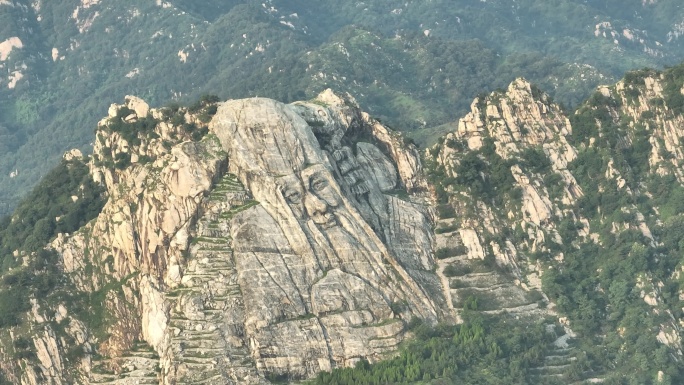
302 208 387 281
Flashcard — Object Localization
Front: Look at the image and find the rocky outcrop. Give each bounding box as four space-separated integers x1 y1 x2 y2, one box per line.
2 90 448 384
207 93 446 381
428 75 684 380
6 74 684 384
433 78 584 288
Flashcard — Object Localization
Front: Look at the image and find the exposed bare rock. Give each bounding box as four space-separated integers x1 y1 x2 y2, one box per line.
435 78 583 265
207 92 446 380
4 91 450 384
7 63 684 385
63 149 83 161
355 142 397 192
458 228 485 260
15 74 684 384
124 95 150 118
425 79 598 377
0 37 22 61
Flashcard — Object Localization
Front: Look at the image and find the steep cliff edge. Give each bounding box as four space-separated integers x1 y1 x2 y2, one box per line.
3 67 684 384
425 71 684 382
0 90 447 384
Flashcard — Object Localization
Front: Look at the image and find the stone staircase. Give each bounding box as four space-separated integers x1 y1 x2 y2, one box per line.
166 173 262 384
446 257 540 314
434 232 591 383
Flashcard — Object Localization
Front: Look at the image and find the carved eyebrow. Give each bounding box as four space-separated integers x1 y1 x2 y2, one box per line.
309 174 330 191
282 187 302 203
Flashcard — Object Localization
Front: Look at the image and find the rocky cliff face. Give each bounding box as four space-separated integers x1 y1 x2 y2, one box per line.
0 90 451 384
434 79 582 281
208 92 446 374
426 74 684 380
3 71 684 384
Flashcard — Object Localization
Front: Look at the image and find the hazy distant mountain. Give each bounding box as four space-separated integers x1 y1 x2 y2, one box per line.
1 0 683 210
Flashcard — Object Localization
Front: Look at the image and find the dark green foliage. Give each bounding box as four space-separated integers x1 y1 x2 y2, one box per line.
1 3 684 381
0 281 31 327
12 337 35 360
641 110 655 119
389 301 407 315
422 66 684 383
0 159 105 333
623 69 653 87
188 94 220 113
265 373 289 384
540 231 683 383
182 122 210 142
435 246 467 260
543 173 564 200
6 0 680 209
0 248 60 329
541 88 684 382
648 175 684 220
519 147 552 174
569 91 622 146
455 152 489 196
436 204 456 219
434 223 459 235
107 108 159 147
114 152 131 170
444 137 466 151
310 314 557 385
622 126 652 180
0 159 105 265
424 159 450 204
451 139 517 205
662 63 684 115
442 265 461 277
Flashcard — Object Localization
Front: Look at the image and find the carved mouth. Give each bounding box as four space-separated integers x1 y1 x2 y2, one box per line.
313 214 338 229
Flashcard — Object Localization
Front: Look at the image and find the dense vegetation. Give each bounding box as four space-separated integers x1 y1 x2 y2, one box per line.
426 137 520 209
2 0 684 209
538 67 684 383
0 158 105 267
0 157 105 332
310 311 573 385
418 64 684 384
1 1 684 381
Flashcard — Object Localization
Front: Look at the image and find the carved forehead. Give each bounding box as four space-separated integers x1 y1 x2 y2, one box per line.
213 98 328 176
300 163 329 180
290 102 348 148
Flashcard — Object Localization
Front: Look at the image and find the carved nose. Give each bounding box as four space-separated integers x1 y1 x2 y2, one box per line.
304 193 328 217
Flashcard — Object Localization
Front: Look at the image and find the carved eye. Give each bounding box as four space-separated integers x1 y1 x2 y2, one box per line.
311 177 328 192
283 189 301 204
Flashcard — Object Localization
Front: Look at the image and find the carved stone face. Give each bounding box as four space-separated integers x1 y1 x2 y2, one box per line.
278 164 342 229
210 97 441 379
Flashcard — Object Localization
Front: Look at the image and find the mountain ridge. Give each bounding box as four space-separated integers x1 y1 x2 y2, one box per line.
2 65 684 383
3 0 684 211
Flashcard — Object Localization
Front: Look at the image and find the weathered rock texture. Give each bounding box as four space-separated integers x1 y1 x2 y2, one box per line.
427 76 684 380
5 75 684 384
0 91 447 385
434 79 583 288
202 92 446 381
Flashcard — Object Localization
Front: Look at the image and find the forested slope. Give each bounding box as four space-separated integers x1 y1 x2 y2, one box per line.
2 64 684 384
2 0 684 210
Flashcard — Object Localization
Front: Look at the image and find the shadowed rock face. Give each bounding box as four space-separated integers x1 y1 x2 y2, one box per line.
209 94 445 379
